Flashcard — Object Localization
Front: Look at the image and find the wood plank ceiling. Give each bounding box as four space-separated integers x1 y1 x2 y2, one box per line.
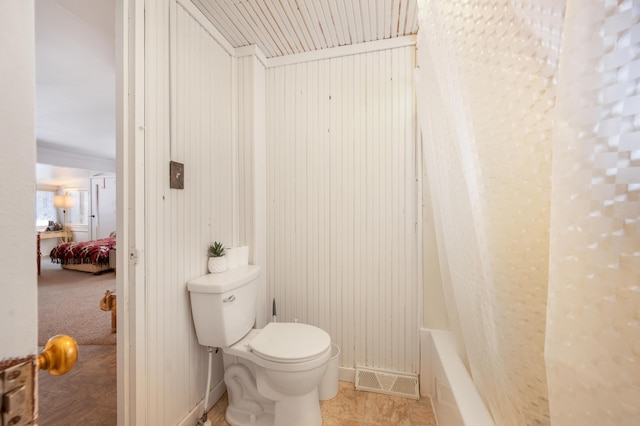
191 0 419 58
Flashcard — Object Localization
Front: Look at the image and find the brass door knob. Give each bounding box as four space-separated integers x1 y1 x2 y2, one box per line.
37 335 78 375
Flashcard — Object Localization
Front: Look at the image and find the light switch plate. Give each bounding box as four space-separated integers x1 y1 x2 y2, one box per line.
170 161 184 189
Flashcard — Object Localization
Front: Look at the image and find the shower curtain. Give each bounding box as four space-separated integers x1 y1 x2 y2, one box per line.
416 0 640 425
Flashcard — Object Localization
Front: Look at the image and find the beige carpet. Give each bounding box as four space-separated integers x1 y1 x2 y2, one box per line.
38 261 116 345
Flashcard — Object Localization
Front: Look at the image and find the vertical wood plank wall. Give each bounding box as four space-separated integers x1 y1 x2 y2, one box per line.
236 54 269 327
144 3 420 420
266 46 420 374
145 2 232 424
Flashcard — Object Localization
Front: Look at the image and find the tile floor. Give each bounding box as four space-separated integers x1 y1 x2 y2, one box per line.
207 381 438 425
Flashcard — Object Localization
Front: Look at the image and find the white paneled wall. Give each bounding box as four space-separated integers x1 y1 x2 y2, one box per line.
144 1 232 424
266 46 420 374
236 53 269 327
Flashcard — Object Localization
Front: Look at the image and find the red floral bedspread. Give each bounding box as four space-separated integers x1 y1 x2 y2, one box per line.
50 237 116 266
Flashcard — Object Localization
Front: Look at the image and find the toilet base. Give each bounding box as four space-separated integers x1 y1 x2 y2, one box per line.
223 359 324 426
273 389 322 426
226 407 274 426
224 363 275 426
226 389 322 426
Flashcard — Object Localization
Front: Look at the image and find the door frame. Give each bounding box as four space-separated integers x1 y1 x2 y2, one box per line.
116 0 146 424
0 1 38 362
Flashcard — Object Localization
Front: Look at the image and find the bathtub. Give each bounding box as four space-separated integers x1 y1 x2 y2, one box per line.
420 329 495 426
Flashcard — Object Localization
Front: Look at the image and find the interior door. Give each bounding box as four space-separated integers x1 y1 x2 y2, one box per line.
1 1 39 422
2 2 144 425
91 176 117 240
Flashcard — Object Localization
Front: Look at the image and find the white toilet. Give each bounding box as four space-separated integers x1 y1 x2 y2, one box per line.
187 265 331 426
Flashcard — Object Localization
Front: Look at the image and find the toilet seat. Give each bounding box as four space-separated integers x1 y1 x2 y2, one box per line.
249 322 331 363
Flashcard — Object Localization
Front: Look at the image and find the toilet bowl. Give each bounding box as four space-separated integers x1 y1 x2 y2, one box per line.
223 323 331 426
187 266 332 426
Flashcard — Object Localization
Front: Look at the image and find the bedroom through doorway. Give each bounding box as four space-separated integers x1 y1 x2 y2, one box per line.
35 0 119 424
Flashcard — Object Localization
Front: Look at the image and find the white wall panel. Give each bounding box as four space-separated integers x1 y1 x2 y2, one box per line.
236 54 268 327
266 46 419 374
145 1 233 424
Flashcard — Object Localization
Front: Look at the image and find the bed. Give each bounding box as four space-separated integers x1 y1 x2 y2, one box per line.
50 237 116 274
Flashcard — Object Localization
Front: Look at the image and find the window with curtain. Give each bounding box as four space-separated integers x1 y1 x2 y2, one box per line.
64 189 89 225
35 190 57 227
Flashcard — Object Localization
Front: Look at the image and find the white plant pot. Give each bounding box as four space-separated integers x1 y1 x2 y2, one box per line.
208 256 228 273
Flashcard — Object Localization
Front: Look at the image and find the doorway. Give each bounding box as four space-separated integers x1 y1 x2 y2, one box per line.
35 0 118 424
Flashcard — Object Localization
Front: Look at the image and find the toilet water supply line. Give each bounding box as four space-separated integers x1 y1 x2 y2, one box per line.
198 299 277 425
199 347 215 426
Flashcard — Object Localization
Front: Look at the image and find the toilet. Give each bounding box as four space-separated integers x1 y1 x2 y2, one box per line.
187 265 331 426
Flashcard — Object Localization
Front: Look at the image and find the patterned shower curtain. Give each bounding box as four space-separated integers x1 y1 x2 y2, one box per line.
416 0 640 424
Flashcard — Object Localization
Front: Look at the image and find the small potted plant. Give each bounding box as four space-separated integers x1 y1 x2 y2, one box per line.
207 241 227 273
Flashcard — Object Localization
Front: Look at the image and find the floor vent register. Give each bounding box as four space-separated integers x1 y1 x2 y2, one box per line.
355 367 420 400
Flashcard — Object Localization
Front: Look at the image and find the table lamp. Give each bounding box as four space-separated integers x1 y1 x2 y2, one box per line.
54 195 74 227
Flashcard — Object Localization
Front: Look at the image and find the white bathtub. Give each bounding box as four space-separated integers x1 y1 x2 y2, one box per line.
420 329 495 426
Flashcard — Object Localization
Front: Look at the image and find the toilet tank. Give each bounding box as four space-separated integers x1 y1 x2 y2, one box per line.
187 265 261 347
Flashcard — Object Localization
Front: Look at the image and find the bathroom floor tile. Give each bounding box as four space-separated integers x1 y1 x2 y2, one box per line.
363 392 411 425
208 381 438 426
322 415 364 425
320 381 367 422
207 392 230 425
407 396 438 425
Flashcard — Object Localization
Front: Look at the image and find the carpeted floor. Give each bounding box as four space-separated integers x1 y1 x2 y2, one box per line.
38 261 116 346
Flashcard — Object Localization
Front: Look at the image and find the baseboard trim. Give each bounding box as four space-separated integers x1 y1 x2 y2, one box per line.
177 379 227 426
339 366 355 383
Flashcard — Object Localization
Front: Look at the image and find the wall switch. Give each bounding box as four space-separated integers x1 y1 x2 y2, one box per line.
170 161 184 189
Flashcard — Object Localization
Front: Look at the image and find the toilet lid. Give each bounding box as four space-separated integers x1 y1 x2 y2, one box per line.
249 322 331 363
